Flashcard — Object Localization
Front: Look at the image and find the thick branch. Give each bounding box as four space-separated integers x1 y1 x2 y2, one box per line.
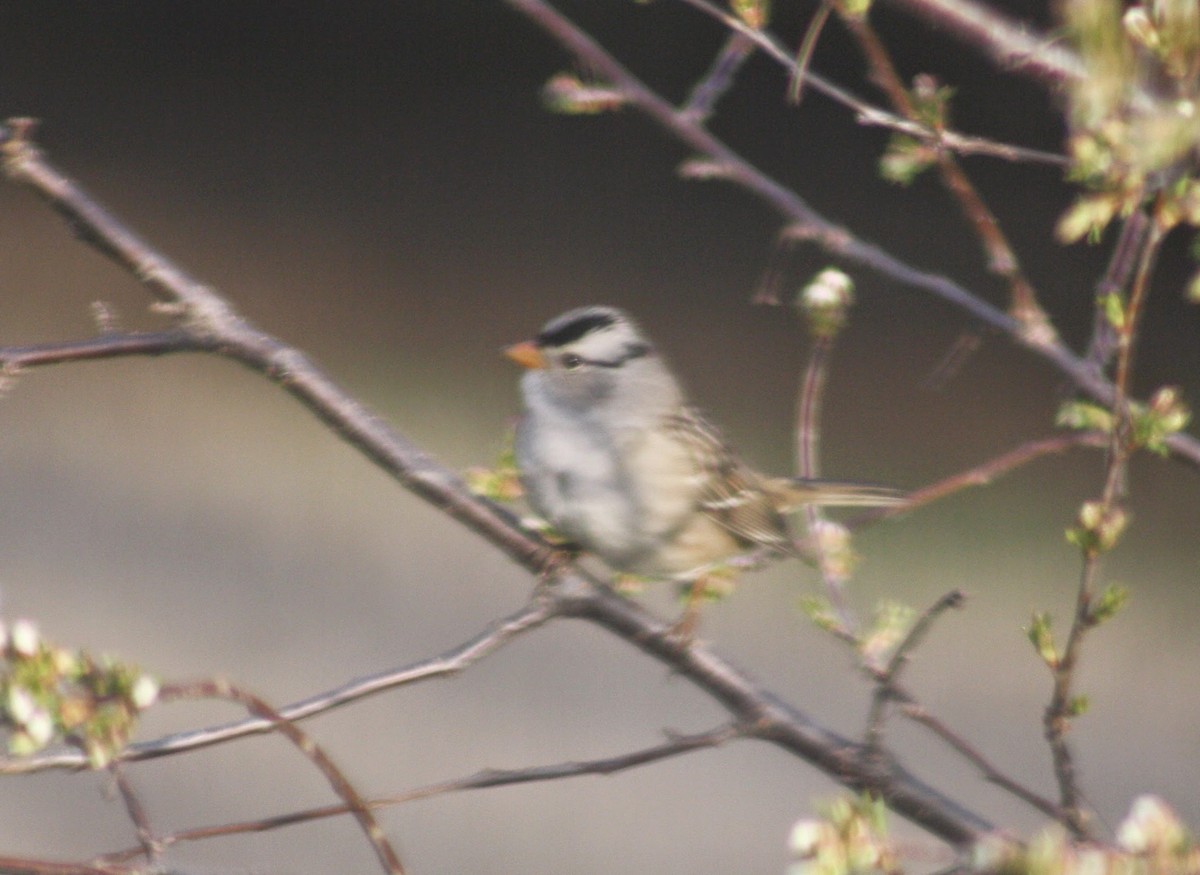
877 0 1085 86
0 121 555 577
0 577 997 845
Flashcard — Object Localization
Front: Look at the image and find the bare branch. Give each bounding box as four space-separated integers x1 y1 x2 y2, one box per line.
681 32 756 122
678 0 1067 166
877 0 1085 86
0 330 207 370
0 120 558 578
160 679 405 875
0 598 556 774
899 700 1065 822
108 765 160 865
850 432 1110 528
863 590 965 752
102 724 743 862
0 857 138 875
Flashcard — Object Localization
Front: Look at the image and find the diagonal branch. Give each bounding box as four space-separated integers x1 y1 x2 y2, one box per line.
678 0 1067 166
0 597 557 773
0 120 556 578
877 0 1085 86
160 679 405 875
0 575 998 845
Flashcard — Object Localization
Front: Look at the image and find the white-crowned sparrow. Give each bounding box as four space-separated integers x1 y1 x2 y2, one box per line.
506 305 901 580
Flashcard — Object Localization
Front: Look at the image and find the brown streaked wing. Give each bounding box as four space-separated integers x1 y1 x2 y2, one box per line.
661 408 795 554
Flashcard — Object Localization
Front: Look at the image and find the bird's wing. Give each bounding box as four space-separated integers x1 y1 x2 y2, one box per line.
661 408 794 554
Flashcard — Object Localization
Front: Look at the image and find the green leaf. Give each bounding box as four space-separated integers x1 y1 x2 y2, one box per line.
1090 582 1129 625
1132 386 1192 455
1027 612 1059 668
1056 399 1114 433
1068 694 1091 717
541 73 626 115
1067 500 1128 554
1187 268 1200 304
1056 194 1120 244
859 600 915 667
879 136 935 186
1100 290 1127 330
730 0 769 28
799 596 840 634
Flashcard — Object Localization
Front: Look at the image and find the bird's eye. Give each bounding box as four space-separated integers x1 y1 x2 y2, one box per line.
561 353 583 370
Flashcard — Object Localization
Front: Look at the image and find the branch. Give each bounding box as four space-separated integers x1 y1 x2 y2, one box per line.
160 680 405 875
681 31 757 122
0 598 556 773
1 578 996 844
108 765 159 865
678 0 1068 166
832 3 1053 336
0 119 556 578
1044 213 1167 839
102 724 743 862
0 330 206 370
877 0 1086 86
899 700 1065 822
547 575 996 843
0 858 137 875
849 431 1110 527
863 590 965 754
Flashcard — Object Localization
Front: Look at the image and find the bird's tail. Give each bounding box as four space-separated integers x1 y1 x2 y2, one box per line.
767 477 905 512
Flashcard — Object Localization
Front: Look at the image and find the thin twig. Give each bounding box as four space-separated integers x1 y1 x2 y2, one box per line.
0 598 556 774
787 1 833 105
848 431 1110 529
101 724 744 863
160 679 406 875
1084 210 1151 375
0 330 206 369
863 590 965 753
833 2 1053 338
678 0 1068 166
795 329 858 632
899 700 1066 822
108 764 160 864
681 31 757 122
1044 213 1166 839
0 857 137 875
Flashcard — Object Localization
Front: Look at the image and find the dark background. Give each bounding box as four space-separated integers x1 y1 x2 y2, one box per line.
0 3 1197 873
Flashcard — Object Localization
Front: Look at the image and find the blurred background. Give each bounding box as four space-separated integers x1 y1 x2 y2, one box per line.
0 2 1197 873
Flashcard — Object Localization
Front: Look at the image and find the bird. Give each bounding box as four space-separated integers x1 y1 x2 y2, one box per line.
504 305 901 598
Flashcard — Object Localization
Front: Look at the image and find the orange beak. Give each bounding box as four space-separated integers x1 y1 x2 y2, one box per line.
504 340 547 370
